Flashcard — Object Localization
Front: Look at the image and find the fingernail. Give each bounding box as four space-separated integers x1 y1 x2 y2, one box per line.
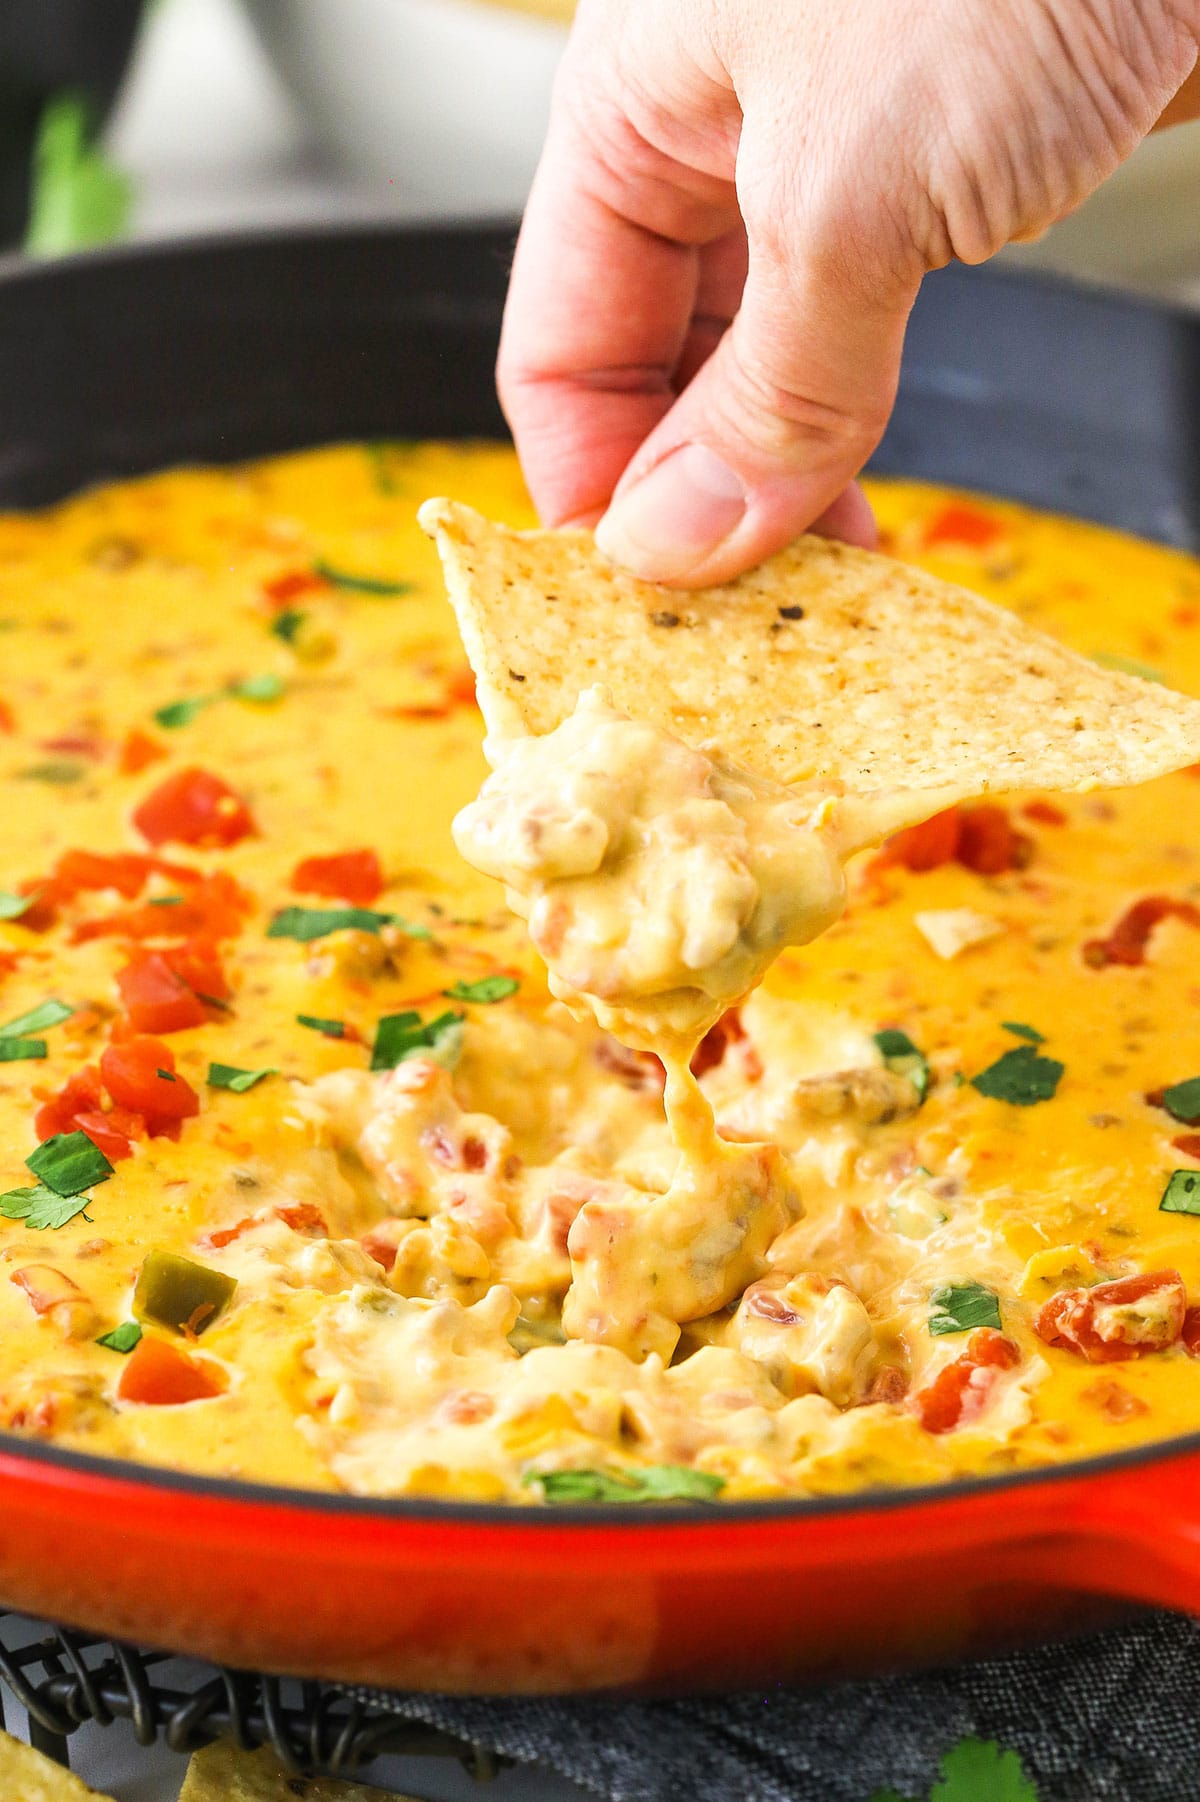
595 444 747 580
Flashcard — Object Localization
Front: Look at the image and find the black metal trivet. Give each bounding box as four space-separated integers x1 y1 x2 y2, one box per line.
0 1611 503 1787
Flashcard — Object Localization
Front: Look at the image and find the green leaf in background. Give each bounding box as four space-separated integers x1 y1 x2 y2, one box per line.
25 92 131 258
229 672 285 704
0 891 37 922
0 1038 47 1063
932 1737 1039 1801
869 1735 1039 1802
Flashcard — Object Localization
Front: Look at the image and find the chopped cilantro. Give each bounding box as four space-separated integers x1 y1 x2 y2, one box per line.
0 1038 47 1062
526 1465 726 1504
154 695 213 730
1161 1170 1200 1216
148 894 184 907
96 1320 142 1354
874 1028 930 1103
18 761 84 784
443 976 520 1004
156 1069 176 1082
313 559 413 596
872 1735 1039 1802
1091 650 1164 684
0 1184 92 1230
207 1062 276 1093
1001 1021 1044 1044
1 999 72 1038
928 1281 1002 1336
1161 1077 1200 1125
297 1013 346 1038
370 1008 464 1072
26 1130 114 1196
0 891 37 922
229 672 284 704
267 905 396 942
157 674 285 730
971 1044 1063 1106
270 608 306 644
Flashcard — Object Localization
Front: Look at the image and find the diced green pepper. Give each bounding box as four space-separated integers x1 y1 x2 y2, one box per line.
132 1250 236 1337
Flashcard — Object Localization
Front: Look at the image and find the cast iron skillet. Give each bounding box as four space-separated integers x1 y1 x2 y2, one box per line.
1 226 1199 1696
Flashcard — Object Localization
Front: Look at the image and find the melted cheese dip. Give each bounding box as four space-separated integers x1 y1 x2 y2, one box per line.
3 443 1200 1504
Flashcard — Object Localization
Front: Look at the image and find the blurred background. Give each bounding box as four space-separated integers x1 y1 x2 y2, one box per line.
2 0 1199 303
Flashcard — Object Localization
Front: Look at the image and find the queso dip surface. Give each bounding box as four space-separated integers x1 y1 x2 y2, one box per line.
3 441 1200 1502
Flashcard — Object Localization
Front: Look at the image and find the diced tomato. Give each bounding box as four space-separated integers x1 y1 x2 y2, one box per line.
881 802 1031 876
444 665 477 707
132 768 256 849
881 807 962 872
387 665 478 720
1183 1307 1200 1357
1036 1269 1186 1363
70 1110 140 1161
72 870 251 945
691 1008 747 1079
0 699 14 733
34 1066 140 1162
923 503 1004 550
262 568 327 608
274 1202 328 1237
40 733 106 761
957 804 1030 875
1174 1134 1200 1159
915 1329 1020 1434
119 728 167 775
1083 896 1200 969
115 942 228 1034
11 1265 84 1317
57 850 157 899
291 848 383 906
100 1037 199 1137
116 1335 225 1404
1022 799 1067 827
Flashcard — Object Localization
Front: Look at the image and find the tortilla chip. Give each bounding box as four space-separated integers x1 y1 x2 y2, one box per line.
179 1740 406 1800
419 499 1200 798
0 1730 115 1801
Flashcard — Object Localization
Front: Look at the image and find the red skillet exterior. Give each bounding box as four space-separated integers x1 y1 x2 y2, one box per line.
0 1431 1195 1692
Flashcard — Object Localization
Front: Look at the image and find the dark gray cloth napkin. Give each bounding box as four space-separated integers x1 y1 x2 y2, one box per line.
359 1613 1199 1801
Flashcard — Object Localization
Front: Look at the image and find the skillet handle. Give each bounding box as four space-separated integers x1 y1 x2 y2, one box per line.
1060 1449 1200 1615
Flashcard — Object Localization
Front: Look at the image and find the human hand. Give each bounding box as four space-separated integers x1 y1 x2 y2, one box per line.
498 0 1198 585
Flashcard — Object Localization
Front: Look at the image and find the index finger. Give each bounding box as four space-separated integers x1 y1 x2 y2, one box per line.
497 102 739 526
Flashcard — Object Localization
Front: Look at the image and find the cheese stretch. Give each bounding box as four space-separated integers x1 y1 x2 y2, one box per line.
2 443 1200 1503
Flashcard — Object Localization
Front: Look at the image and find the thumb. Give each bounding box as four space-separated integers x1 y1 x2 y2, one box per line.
594 238 917 587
